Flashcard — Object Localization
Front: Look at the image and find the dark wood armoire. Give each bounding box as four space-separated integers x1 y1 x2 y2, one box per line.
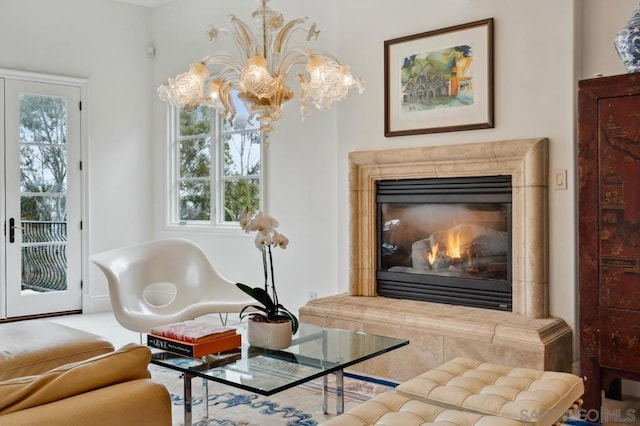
578 73 640 413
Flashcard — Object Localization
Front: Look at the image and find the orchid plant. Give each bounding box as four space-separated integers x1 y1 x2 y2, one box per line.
236 209 299 334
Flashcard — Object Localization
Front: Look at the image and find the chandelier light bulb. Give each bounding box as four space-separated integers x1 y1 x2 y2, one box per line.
238 55 278 100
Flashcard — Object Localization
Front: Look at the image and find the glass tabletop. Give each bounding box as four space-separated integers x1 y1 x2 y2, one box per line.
150 322 409 395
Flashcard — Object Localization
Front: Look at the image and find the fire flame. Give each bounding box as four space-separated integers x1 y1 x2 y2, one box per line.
428 228 464 267
428 242 439 266
447 230 462 259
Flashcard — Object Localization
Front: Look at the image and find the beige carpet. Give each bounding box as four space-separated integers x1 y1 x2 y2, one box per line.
149 364 395 426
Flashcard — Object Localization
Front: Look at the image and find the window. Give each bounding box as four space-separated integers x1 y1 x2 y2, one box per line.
169 102 262 227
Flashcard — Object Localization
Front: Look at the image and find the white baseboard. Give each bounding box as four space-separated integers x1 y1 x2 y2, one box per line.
83 295 112 314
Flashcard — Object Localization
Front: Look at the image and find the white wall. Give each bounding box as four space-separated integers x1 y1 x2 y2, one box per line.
0 0 154 311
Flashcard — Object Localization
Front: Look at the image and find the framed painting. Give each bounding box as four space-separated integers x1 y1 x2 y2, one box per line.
384 18 494 137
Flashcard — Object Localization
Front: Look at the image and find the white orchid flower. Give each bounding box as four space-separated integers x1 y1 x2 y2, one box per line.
239 208 251 232
250 211 279 233
241 209 289 251
272 232 289 249
254 231 272 249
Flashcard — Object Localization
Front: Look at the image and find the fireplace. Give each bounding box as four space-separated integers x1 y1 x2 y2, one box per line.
300 138 572 380
346 137 551 318
377 175 512 311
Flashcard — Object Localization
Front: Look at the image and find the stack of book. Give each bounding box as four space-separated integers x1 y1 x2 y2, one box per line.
147 320 241 357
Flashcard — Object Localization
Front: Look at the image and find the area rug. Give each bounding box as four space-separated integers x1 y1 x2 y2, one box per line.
149 364 395 426
150 365 601 426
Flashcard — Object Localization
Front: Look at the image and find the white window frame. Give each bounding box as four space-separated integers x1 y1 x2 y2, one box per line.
166 105 264 230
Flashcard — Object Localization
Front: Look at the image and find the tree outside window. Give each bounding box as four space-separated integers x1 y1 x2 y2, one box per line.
174 101 262 226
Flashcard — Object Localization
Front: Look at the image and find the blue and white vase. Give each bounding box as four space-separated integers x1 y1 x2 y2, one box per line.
615 5 640 73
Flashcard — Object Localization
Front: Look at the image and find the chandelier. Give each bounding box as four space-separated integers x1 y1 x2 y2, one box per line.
158 0 365 144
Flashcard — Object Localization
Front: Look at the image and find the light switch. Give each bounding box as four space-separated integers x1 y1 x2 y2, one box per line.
552 169 567 190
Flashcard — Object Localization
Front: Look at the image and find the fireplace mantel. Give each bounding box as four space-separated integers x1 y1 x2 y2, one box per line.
349 138 548 318
300 138 572 379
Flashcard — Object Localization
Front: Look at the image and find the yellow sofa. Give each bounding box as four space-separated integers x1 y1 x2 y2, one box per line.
0 320 171 426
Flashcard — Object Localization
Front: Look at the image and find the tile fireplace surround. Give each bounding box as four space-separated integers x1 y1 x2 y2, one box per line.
300 138 573 381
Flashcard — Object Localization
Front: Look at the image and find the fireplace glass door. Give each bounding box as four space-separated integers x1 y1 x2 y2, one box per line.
376 176 512 311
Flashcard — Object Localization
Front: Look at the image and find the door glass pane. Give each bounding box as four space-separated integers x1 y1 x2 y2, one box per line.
18 93 68 293
19 94 67 144
20 145 68 191
21 245 67 292
21 220 67 243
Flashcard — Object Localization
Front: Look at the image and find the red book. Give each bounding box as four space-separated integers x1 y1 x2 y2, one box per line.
150 320 236 343
147 332 241 358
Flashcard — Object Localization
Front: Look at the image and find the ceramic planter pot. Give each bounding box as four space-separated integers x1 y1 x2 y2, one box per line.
247 318 292 350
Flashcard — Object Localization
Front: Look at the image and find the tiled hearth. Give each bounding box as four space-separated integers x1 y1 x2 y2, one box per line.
300 138 573 381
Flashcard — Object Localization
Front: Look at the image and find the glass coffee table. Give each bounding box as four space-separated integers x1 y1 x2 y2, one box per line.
150 322 409 426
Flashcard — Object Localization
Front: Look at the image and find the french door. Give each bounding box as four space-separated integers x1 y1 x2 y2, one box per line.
2 77 83 318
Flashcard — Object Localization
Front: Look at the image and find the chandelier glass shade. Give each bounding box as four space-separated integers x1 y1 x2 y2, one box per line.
158 0 365 143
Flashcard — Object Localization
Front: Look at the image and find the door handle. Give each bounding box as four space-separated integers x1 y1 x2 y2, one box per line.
9 218 22 243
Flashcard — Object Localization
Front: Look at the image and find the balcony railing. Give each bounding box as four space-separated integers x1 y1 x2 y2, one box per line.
21 221 67 292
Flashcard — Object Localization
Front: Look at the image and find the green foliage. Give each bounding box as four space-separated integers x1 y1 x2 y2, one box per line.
236 282 299 334
178 108 212 221
224 179 260 221
19 94 68 221
180 107 210 136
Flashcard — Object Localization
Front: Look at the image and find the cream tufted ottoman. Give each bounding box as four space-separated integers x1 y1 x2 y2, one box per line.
320 392 525 426
395 357 584 426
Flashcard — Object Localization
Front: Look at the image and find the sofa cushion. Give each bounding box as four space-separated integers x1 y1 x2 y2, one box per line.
0 320 114 381
395 357 584 426
0 343 151 415
320 392 525 425
0 379 172 426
